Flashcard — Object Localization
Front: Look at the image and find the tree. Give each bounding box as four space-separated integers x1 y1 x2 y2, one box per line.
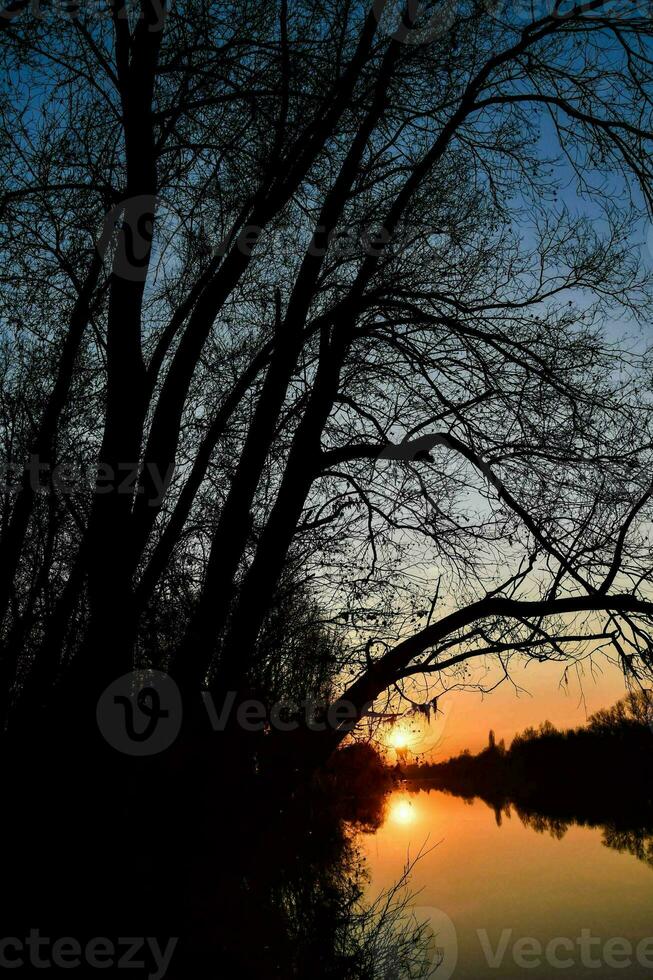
1 0 653 760
588 688 653 732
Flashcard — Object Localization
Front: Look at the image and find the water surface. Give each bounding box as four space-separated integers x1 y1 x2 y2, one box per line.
360 786 653 979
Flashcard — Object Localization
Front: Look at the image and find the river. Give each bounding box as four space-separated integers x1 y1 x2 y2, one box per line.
359 785 653 979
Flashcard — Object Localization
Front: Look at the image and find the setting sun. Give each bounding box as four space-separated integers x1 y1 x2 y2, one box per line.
388 728 410 750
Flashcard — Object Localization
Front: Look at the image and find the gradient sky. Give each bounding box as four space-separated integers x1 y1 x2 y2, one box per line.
413 654 635 759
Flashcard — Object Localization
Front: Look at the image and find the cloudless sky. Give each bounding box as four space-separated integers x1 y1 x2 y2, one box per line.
425 655 635 758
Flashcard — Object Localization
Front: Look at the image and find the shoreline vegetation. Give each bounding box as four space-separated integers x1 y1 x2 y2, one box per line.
397 690 653 803
385 691 653 868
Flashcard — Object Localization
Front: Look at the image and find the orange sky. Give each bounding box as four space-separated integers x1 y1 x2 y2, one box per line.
408 655 634 759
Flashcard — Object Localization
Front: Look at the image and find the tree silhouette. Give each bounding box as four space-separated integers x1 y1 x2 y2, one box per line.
1 0 653 760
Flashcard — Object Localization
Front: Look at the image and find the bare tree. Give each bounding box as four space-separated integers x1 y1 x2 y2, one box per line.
1 0 653 758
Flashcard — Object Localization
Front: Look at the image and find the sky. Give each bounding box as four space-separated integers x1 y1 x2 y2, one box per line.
398 654 636 759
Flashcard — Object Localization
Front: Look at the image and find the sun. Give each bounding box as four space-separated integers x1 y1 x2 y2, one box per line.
386 724 417 762
388 727 410 750
390 798 416 825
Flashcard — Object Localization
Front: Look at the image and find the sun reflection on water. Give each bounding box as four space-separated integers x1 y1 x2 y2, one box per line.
389 796 417 826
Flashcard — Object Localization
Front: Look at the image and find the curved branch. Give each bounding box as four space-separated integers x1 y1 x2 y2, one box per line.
340 592 653 714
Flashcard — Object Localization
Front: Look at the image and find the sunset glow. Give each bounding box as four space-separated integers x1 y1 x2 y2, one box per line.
390 798 416 826
388 728 410 750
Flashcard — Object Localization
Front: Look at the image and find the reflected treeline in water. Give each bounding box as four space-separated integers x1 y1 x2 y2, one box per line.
7 738 430 980
402 691 653 871
513 807 653 870
602 826 653 870
3 560 433 980
403 776 653 871
174 743 433 978
5 570 435 980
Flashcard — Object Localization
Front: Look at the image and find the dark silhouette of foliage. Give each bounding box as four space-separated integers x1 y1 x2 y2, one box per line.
404 691 653 847
2 1 653 971
1 0 653 752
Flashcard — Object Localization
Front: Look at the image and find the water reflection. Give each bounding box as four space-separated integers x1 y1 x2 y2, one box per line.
170 765 437 979
389 797 417 826
13 733 651 980
362 785 653 980
401 779 653 872
503 802 653 868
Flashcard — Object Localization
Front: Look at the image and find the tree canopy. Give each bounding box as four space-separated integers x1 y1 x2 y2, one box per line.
1 0 653 746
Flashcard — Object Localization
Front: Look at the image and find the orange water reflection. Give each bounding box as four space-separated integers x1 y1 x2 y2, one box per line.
361 788 653 980
389 796 417 825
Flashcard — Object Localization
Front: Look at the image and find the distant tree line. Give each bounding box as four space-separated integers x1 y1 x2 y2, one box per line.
403 690 653 821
